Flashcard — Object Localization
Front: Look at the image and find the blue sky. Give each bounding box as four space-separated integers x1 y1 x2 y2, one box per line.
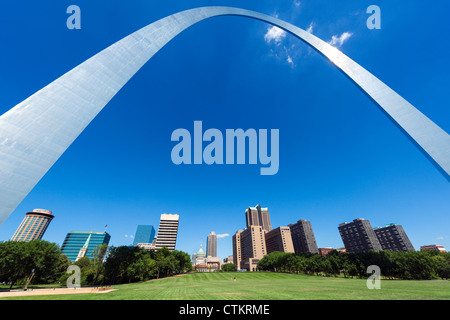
0 0 449 260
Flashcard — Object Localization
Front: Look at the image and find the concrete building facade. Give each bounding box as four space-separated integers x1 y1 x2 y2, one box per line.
232 230 243 270
338 218 382 253
265 226 295 254
374 223 415 252
245 204 272 232
288 219 319 254
207 231 217 257
240 226 267 271
155 214 179 251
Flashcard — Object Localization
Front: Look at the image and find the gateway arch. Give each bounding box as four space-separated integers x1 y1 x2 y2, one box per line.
0 6 449 226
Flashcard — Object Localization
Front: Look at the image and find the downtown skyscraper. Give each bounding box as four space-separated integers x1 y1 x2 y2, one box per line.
61 231 111 262
338 218 383 253
155 214 179 251
265 227 294 254
232 229 244 270
374 223 415 252
288 219 319 254
10 209 54 242
207 231 217 257
133 225 156 246
245 204 272 232
239 226 267 271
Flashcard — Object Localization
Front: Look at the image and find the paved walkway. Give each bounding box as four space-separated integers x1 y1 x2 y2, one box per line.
0 286 115 298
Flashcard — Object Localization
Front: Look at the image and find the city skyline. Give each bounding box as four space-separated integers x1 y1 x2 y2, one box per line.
3 205 445 260
0 1 449 260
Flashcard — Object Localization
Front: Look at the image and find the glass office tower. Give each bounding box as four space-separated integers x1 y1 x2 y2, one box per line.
133 225 156 246
61 231 111 262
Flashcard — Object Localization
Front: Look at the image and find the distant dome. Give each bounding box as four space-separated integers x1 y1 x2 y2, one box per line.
197 244 205 256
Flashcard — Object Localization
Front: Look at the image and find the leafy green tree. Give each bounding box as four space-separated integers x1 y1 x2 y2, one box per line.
154 247 173 278
126 249 156 282
294 255 307 274
74 256 91 270
0 240 63 288
172 250 192 273
53 254 71 285
222 263 237 272
102 246 191 284
103 245 136 284
304 254 324 276
92 244 108 285
0 241 27 288
73 256 95 285
254 249 450 280
433 254 450 280
324 250 343 276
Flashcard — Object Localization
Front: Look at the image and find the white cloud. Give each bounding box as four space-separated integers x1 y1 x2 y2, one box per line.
328 31 353 47
294 1 301 7
264 26 286 44
437 236 445 240
217 233 229 238
287 55 293 65
306 22 314 34
124 234 134 238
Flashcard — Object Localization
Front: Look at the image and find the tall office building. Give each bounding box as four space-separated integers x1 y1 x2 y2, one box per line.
338 218 382 253
133 225 156 246
245 204 272 232
155 214 179 251
10 209 54 242
207 231 217 257
374 223 415 252
61 231 111 262
240 225 266 271
232 229 244 270
289 219 319 254
265 227 295 254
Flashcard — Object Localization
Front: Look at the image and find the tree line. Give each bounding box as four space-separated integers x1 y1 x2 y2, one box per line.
256 249 450 280
0 240 192 288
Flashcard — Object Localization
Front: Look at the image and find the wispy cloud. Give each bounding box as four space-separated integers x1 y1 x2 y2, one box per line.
328 32 353 47
263 4 315 68
306 22 314 34
287 55 293 66
217 233 229 238
124 234 134 238
264 26 286 44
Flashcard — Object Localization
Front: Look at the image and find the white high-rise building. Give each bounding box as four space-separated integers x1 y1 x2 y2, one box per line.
155 214 179 251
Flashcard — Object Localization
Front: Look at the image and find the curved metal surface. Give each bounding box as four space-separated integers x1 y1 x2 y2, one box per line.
0 6 449 225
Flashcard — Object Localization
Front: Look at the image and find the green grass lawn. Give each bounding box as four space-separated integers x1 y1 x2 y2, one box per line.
2 272 450 300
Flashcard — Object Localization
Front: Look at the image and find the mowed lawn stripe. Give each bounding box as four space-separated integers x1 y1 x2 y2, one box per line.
1 272 449 300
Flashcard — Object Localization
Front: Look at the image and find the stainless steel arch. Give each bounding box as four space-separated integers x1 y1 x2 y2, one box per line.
0 6 449 226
